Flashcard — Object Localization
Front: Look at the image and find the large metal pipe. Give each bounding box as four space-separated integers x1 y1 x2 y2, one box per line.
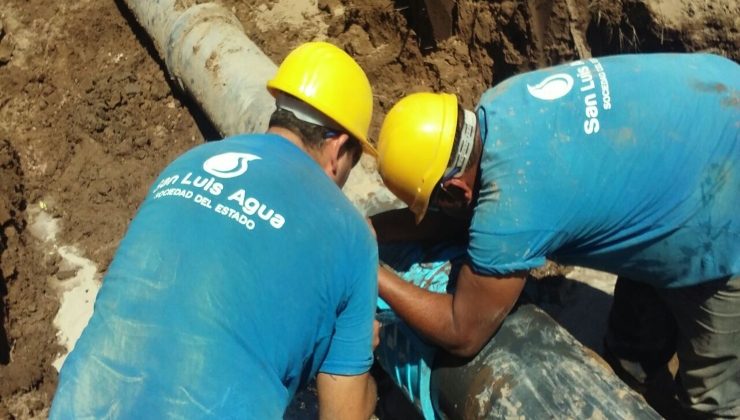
375 244 660 418
121 2 659 418
376 305 661 419
431 305 660 419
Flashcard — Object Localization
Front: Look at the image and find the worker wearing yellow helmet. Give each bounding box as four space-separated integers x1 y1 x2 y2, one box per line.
372 53 739 418
52 42 379 419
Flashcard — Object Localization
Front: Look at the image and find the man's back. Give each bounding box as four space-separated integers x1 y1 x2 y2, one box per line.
50 134 377 418
470 53 739 287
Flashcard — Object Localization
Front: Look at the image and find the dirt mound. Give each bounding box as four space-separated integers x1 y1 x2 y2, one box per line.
0 0 737 416
1 138 24 368
587 0 739 59
0 136 59 419
0 1 204 416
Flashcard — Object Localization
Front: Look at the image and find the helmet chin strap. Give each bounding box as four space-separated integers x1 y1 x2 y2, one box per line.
443 108 477 180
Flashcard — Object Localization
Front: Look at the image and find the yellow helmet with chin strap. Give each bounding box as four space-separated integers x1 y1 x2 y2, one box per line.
377 92 459 223
267 42 376 156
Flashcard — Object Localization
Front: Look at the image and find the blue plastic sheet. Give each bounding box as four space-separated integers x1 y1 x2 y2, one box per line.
374 242 466 419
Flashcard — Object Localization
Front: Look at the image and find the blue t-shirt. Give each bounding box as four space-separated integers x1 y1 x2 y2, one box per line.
51 134 378 418
469 53 739 288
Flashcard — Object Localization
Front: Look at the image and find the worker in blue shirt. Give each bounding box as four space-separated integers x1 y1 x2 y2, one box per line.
373 53 739 418
51 42 379 419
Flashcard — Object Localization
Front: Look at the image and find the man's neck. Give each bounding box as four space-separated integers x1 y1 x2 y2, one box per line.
266 126 331 178
267 126 305 151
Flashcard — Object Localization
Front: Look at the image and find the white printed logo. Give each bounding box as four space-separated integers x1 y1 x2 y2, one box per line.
203 152 261 179
527 73 574 101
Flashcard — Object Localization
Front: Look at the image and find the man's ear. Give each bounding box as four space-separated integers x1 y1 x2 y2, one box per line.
443 177 474 205
321 133 351 177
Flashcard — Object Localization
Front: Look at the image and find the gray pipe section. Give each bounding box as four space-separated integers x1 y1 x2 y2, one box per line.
122 0 402 216
123 1 276 135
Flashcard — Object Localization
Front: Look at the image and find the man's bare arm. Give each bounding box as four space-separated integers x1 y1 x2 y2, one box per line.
379 264 526 357
316 372 376 420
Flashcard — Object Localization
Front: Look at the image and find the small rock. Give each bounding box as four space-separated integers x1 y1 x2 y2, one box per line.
55 258 78 280
135 149 147 160
500 1 517 19
0 254 16 279
0 40 13 65
134 136 149 147
151 135 166 150
106 91 122 109
344 24 375 56
56 268 78 281
123 82 141 96
3 225 17 241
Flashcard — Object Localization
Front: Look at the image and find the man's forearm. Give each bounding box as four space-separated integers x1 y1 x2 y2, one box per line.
361 374 377 419
379 264 525 357
379 266 488 356
317 372 377 420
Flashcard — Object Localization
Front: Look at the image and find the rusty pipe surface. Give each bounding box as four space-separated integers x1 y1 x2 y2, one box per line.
431 304 661 419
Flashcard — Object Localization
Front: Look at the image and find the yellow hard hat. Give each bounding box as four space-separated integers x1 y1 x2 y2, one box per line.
377 92 458 223
267 42 376 156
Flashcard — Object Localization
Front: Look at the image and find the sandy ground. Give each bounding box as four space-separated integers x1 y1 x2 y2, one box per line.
0 0 738 418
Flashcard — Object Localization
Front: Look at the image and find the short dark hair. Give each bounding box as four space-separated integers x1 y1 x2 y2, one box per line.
269 108 363 166
269 108 328 151
342 136 363 167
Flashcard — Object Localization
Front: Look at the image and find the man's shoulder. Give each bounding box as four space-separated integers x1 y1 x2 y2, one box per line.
198 133 297 154
168 133 313 177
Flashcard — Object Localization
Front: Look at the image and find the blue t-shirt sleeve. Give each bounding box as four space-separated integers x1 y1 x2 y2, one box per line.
467 160 554 275
319 227 378 375
468 212 550 275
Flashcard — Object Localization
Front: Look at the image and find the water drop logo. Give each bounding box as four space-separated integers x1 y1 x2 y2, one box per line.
203 152 261 179
527 73 574 101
